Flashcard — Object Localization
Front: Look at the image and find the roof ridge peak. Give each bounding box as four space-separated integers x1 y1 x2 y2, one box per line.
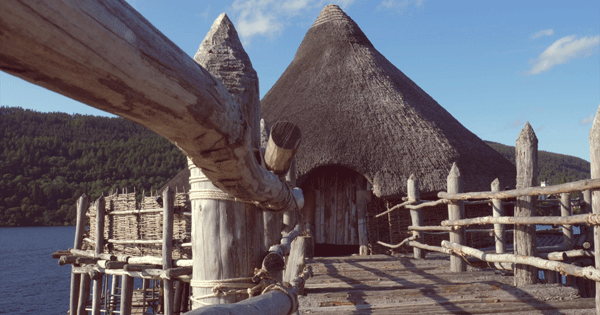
311 4 352 29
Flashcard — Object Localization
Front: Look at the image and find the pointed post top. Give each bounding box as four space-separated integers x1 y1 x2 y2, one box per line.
448 162 460 178
409 174 417 181
491 178 500 191
591 105 600 140
517 122 538 145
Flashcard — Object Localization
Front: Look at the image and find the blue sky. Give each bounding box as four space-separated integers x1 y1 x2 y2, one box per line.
1 0 598 162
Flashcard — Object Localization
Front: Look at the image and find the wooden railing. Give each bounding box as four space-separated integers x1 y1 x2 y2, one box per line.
379 112 600 313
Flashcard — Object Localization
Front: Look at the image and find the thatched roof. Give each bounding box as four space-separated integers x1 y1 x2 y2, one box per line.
261 5 516 198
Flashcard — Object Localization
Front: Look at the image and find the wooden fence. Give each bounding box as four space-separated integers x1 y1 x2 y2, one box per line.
378 115 600 313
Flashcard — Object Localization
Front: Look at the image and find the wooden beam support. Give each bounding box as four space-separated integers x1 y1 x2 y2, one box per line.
447 163 466 272
0 0 299 214
491 179 506 254
589 105 600 314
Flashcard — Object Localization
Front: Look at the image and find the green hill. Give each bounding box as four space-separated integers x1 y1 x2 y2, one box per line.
0 106 187 227
485 141 591 185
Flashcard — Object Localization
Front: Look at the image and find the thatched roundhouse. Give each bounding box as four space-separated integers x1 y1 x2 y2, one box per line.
261 5 516 251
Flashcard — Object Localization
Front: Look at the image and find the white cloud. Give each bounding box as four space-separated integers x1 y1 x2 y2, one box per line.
580 108 598 125
378 0 426 12
527 34 600 75
530 29 554 39
231 0 355 43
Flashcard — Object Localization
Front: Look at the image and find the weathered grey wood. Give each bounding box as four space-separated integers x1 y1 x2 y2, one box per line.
264 122 302 177
264 224 302 274
407 175 425 259
70 195 88 315
491 179 506 254
189 13 265 309
590 106 600 314
92 196 105 315
447 163 466 272
407 241 453 255
405 199 450 210
439 178 600 201
514 122 538 286
442 241 600 281
357 190 371 256
374 199 415 218
120 275 134 315
162 187 174 315
561 192 574 250
0 0 299 214
283 236 308 287
109 275 119 313
408 226 454 231
377 235 418 249
442 213 600 226
583 190 593 246
174 280 184 315
283 159 298 233
77 274 91 315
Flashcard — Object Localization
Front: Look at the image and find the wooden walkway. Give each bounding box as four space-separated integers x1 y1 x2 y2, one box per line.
298 254 595 314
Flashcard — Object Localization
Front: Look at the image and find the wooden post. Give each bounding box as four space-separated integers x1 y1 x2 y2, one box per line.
109 275 119 313
561 192 573 250
408 175 425 259
261 119 284 256
174 280 184 315
491 179 506 254
189 13 264 308
77 274 91 315
92 196 105 315
583 190 593 245
283 236 308 286
120 275 134 315
589 106 600 314
357 190 371 256
71 194 88 315
163 187 175 315
447 163 466 272
283 159 298 233
514 122 538 286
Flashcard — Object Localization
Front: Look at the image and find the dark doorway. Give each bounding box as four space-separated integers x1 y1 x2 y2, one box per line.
314 244 360 257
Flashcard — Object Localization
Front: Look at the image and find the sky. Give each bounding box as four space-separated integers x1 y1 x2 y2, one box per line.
1 0 599 162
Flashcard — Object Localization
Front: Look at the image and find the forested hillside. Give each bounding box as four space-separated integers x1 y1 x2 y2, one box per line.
485 141 591 185
0 107 187 227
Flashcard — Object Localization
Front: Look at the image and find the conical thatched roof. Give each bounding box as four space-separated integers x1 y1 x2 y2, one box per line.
261 5 516 198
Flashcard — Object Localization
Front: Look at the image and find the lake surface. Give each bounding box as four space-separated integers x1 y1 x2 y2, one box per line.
0 226 74 314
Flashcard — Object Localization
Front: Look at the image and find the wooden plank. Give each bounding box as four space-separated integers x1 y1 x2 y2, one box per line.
514 123 538 286
0 0 298 214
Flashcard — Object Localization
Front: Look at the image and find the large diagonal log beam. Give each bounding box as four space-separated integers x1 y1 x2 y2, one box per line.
0 0 296 212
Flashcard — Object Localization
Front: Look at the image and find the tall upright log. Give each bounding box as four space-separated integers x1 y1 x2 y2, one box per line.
357 190 371 256
92 196 105 315
447 163 466 272
261 119 283 253
408 175 425 259
561 192 573 250
120 275 134 315
491 179 505 254
162 188 174 315
590 106 600 314
514 122 538 286
71 194 88 315
189 13 263 308
0 0 298 214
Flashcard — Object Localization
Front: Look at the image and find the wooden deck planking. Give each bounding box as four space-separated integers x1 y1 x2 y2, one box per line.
298 254 595 314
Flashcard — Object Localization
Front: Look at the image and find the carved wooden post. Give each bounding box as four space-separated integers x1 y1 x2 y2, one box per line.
447 163 466 272
491 179 506 254
514 122 538 286
589 106 600 314
561 192 573 250
71 194 88 315
162 187 174 315
92 196 105 315
408 175 425 259
189 13 263 308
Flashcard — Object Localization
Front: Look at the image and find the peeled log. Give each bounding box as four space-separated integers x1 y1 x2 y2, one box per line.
0 0 297 213
264 122 302 176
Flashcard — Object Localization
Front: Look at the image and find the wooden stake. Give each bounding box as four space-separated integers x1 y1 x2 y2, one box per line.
408 175 425 259
491 179 506 254
71 194 88 315
92 196 105 315
357 190 371 256
561 192 573 250
447 163 466 272
77 274 91 315
283 236 308 289
514 122 538 286
589 106 600 314
163 187 174 315
583 190 593 246
120 275 134 315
